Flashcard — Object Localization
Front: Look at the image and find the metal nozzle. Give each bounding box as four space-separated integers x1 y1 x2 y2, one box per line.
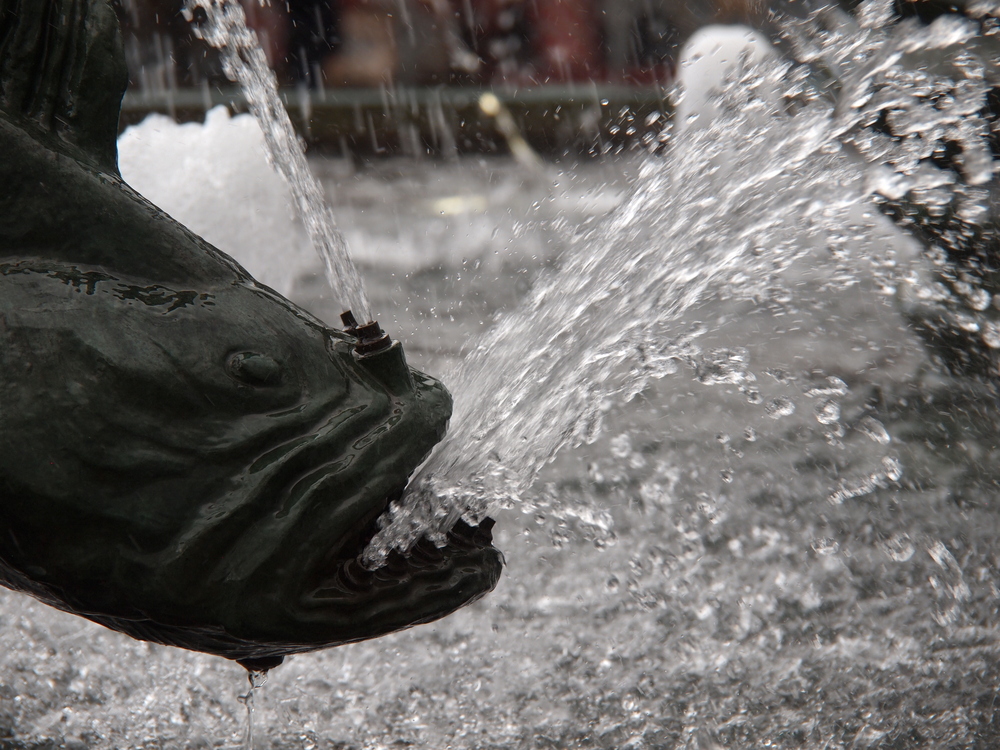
341 310 414 394
341 310 392 356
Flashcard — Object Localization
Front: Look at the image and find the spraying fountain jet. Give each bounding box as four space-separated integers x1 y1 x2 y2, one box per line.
0 0 502 671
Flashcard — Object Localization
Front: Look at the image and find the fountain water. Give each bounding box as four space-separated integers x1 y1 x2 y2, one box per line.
364 0 995 563
5 1 1000 747
182 0 371 319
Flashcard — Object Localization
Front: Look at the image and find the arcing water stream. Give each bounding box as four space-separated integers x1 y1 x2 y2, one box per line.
176 0 990 564
6 1 1000 747
365 1 999 562
182 0 371 319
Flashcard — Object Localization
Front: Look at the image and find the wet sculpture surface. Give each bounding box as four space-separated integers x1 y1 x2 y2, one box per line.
0 0 501 671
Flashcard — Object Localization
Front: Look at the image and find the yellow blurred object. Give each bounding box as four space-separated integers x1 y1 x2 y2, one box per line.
479 92 502 118
478 92 542 170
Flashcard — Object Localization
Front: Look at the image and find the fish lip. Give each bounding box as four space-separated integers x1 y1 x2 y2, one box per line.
302 487 499 604
310 484 406 576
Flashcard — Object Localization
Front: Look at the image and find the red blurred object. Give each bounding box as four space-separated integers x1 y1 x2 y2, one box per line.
239 0 289 70
323 0 399 87
528 0 602 82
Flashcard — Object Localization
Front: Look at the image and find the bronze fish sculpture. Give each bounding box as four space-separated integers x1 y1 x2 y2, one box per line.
0 0 501 671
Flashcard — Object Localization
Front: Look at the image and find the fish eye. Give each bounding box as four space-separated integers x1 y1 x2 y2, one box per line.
226 352 284 387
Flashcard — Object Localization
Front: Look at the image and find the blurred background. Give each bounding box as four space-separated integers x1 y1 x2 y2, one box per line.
113 0 869 155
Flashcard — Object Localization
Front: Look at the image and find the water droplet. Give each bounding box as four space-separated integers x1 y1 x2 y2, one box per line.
811 537 839 556
955 311 981 333
983 320 1000 348
927 540 971 626
814 399 841 425
967 287 992 311
765 397 796 419
550 526 572 549
696 348 752 385
744 427 758 442
881 456 903 482
593 532 617 550
609 434 633 459
720 469 734 483
880 533 915 562
804 376 849 398
764 368 793 384
698 501 720 523
858 416 891 444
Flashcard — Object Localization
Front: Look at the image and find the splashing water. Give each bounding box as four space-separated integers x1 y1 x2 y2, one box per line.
9 3 1000 747
364 0 994 564
182 0 371 318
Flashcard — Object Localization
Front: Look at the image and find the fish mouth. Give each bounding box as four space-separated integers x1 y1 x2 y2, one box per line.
303 485 500 610
231 485 501 670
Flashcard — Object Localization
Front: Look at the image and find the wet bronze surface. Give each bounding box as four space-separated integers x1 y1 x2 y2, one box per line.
0 0 500 667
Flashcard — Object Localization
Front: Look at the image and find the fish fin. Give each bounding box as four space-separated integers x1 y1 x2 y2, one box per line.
0 0 127 173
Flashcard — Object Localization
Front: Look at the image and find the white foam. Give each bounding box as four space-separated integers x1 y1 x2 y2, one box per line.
117 106 314 297
676 24 776 131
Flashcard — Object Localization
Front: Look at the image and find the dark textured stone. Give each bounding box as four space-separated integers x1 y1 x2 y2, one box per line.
0 0 501 668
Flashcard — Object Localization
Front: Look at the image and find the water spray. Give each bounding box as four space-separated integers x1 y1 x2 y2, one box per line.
182 0 372 319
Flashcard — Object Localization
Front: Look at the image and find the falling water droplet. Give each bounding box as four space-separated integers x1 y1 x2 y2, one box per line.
858 416 891 445
765 397 796 419
982 320 1000 349
811 537 840 556
879 533 915 562
814 399 841 425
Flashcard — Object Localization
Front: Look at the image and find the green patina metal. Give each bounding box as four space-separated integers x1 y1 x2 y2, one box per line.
0 0 501 671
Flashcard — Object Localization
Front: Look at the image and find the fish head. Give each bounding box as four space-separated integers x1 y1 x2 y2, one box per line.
0 238 501 666
0 0 502 665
